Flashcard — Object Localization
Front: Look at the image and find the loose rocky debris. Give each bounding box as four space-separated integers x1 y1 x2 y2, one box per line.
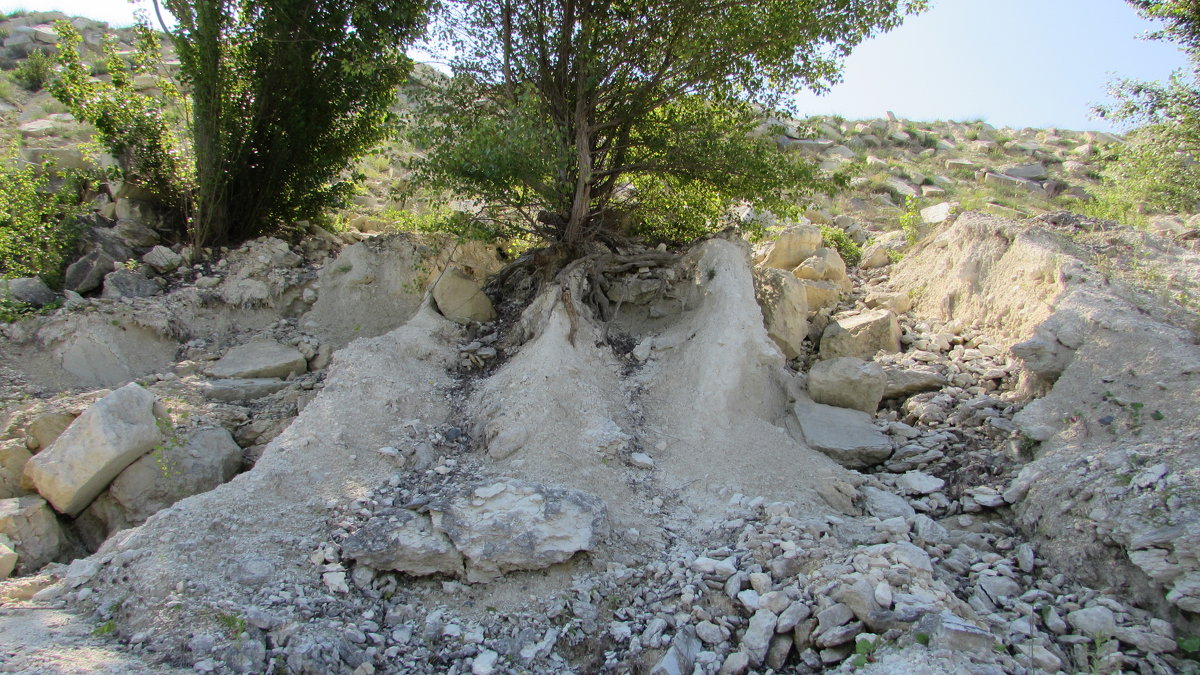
0 215 1193 675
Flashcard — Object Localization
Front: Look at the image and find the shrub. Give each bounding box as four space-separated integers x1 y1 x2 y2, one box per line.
820 225 862 266
13 48 54 91
50 22 193 212
0 162 88 287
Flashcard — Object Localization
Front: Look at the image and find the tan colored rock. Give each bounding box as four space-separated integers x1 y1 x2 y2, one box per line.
0 496 64 573
795 401 892 469
819 310 901 360
25 412 76 451
754 268 809 360
0 536 15 579
433 267 497 324
792 247 848 285
0 440 33 500
858 244 890 269
807 357 886 413
207 341 307 379
797 280 842 315
23 384 165 516
863 292 912 314
759 224 823 271
434 479 607 583
342 510 465 577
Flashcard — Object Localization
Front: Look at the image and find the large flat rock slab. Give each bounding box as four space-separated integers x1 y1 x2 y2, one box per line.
23 384 164 516
795 401 892 469
206 341 307 379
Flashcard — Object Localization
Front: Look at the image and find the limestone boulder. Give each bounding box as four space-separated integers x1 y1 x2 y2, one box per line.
798 280 842 315
863 292 911 314
921 202 958 225
25 412 77 451
1003 163 1048 181
0 536 15 579
207 341 307 380
858 244 890 269
759 224 823 271
807 357 886 413
23 383 165 516
792 247 848 287
794 401 892 469
0 496 64 573
343 510 465 577
142 245 183 273
434 480 607 583
108 426 242 524
63 249 116 294
113 219 160 248
0 440 32 500
101 269 160 299
199 378 290 402
343 479 607 583
0 277 56 307
432 267 497 324
883 367 948 400
753 268 809 360
818 310 901 360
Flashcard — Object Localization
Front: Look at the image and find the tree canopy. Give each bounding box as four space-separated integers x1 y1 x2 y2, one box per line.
413 0 925 258
1094 0 1200 215
157 0 431 246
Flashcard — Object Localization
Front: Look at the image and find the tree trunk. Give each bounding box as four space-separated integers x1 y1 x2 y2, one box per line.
564 104 592 250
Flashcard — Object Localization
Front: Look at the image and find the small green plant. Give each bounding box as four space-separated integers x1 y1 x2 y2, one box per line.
1179 635 1200 654
820 225 863 266
850 634 879 667
215 612 247 639
151 416 183 479
92 619 117 637
0 73 16 104
14 48 55 91
914 631 930 646
899 195 922 245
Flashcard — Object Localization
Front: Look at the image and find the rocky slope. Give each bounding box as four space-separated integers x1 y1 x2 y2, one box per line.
1 11 1200 675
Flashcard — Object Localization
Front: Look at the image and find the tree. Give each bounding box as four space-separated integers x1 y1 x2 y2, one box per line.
153 0 431 247
1094 1 1200 215
51 21 193 212
414 0 925 265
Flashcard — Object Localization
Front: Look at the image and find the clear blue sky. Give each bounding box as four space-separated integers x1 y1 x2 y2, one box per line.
792 0 1190 131
3 0 1191 132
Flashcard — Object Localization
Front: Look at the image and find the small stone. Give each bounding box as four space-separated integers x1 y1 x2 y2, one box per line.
776 602 812 633
894 471 945 495
742 610 778 666
718 651 750 675
1016 543 1036 573
471 649 498 675
874 581 893 609
816 603 854 632
695 621 727 645
322 571 349 594
629 452 655 469
1066 606 1116 638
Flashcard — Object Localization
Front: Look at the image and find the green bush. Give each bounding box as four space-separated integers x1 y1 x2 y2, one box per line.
51 22 193 213
0 163 88 287
900 195 921 244
13 48 54 91
820 225 862 266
